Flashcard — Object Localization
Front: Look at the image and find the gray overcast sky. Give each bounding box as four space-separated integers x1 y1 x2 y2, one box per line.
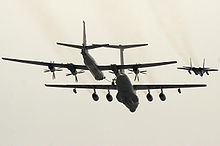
1 0 220 145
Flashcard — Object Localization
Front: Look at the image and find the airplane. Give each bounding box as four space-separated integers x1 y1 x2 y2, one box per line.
45 51 207 112
56 21 153 81
177 58 218 77
2 22 178 81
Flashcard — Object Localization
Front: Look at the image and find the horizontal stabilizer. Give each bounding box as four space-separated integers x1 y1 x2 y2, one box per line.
57 42 82 49
104 43 148 49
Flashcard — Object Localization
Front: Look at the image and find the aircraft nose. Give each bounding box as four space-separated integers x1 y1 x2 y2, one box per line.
129 102 139 113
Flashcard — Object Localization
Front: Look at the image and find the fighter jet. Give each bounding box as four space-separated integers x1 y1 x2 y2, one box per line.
177 58 218 77
45 49 206 113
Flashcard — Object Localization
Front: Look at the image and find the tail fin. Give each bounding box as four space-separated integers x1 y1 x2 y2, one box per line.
83 21 87 46
190 58 192 68
203 58 205 68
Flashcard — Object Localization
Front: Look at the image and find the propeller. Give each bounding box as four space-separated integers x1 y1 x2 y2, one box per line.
66 69 85 82
44 61 63 80
128 68 147 81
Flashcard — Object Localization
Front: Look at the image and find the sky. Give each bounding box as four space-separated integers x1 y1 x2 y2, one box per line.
1 0 220 145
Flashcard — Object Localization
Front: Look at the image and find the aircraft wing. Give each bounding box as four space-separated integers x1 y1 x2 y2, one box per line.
133 84 206 90
203 68 218 72
45 83 206 90
45 84 117 90
2 57 89 70
98 61 177 70
177 66 191 70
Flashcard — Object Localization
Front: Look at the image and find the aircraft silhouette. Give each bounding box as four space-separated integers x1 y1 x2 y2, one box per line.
2 22 207 112
178 58 218 76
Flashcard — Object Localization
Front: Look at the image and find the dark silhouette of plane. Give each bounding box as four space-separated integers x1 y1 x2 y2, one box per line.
56 21 160 81
2 21 177 82
2 22 207 112
178 58 218 77
45 48 206 112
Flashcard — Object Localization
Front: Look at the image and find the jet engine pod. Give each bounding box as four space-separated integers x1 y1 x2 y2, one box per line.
146 93 153 102
159 93 166 101
92 93 99 101
106 93 113 102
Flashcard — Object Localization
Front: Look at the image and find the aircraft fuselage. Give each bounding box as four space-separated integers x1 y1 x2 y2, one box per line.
192 67 206 76
81 49 105 80
116 73 139 112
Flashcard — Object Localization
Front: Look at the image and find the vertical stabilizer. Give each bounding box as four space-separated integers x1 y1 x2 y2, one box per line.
203 58 205 68
190 58 192 68
120 48 125 73
83 21 87 46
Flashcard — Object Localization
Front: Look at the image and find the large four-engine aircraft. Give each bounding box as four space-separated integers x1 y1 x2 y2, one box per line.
178 58 218 77
56 21 176 81
2 21 178 82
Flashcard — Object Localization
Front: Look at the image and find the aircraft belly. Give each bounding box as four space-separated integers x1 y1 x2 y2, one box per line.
116 74 139 112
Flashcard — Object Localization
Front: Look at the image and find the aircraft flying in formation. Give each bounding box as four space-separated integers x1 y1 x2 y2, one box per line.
178 58 218 77
45 54 206 112
2 21 208 112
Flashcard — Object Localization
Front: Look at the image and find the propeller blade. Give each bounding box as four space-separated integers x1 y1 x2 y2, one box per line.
55 68 63 71
44 69 50 73
140 70 147 73
52 72 56 80
66 73 72 76
77 70 85 74
109 71 115 74
75 75 78 82
134 74 137 81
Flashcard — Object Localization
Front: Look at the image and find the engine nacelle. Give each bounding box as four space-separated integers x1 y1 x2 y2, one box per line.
73 88 77 94
92 93 99 101
146 93 153 102
159 93 166 101
106 93 113 102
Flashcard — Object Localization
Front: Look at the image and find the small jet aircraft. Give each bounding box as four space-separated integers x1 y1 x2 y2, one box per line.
177 58 218 77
